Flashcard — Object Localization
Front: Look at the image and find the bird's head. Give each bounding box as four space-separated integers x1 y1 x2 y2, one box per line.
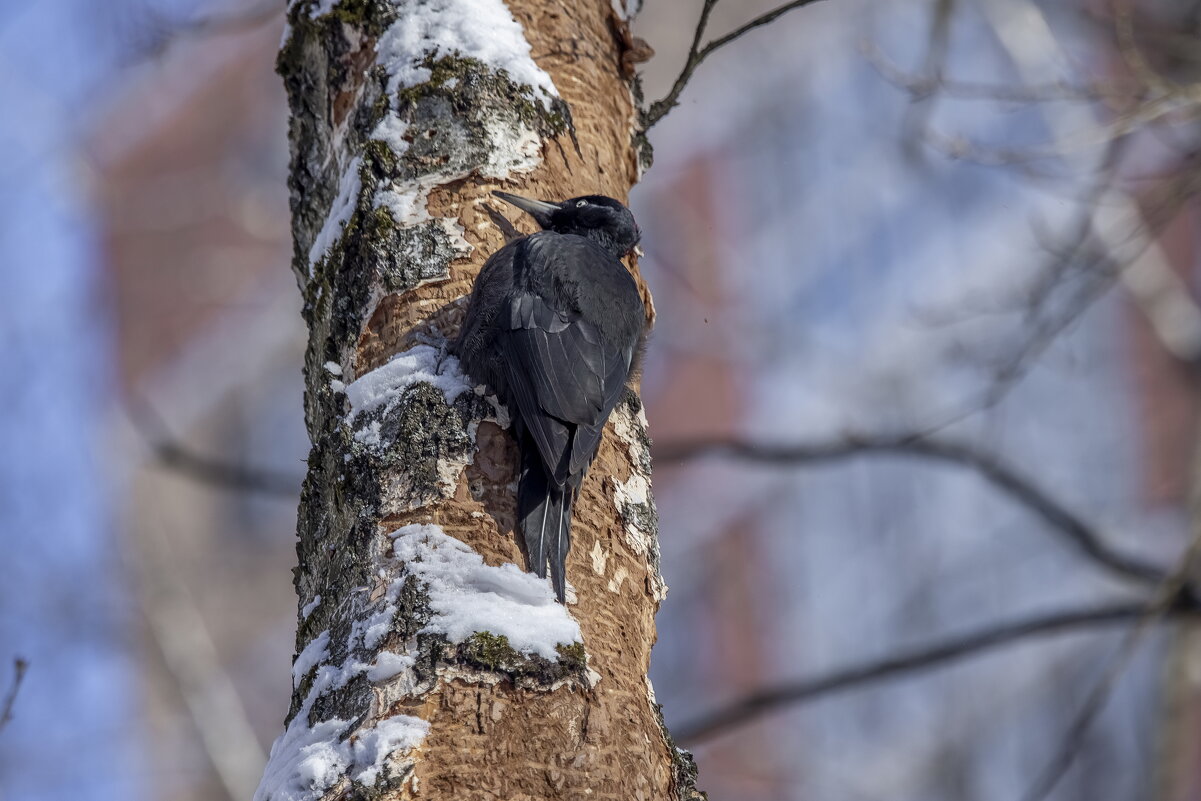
493 191 641 258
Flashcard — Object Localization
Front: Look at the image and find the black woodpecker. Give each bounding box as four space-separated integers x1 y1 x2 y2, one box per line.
454 191 647 603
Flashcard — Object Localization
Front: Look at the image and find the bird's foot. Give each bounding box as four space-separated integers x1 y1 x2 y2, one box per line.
435 341 449 374
413 332 451 373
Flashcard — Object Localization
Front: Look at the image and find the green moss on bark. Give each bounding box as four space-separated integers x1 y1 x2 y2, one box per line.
454 632 588 685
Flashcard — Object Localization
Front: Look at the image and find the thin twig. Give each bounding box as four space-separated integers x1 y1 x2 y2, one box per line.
900 0 956 158
1021 627 1147 801
645 0 717 130
0 658 28 732
644 0 829 129
1112 0 1179 100
655 435 1171 586
674 600 1195 743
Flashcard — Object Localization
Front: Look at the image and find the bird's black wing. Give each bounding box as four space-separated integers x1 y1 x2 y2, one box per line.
500 291 630 485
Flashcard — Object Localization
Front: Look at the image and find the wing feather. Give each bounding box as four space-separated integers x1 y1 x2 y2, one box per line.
501 292 630 484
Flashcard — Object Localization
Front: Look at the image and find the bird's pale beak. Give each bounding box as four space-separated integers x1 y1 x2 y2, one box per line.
492 191 558 228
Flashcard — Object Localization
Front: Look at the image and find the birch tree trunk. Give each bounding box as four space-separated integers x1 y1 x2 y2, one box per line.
260 1 702 799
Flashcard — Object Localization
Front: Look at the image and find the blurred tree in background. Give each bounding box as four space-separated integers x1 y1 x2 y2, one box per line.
4 1 1201 800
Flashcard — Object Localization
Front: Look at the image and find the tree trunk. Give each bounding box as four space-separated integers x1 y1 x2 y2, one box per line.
260 1 702 799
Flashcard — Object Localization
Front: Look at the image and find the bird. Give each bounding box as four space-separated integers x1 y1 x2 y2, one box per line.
454 191 647 603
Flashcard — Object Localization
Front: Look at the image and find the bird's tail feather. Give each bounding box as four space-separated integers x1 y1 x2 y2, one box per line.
547 489 573 603
517 453 572 603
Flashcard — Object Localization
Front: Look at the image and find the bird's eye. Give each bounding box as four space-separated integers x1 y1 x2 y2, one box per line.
576 200 587 208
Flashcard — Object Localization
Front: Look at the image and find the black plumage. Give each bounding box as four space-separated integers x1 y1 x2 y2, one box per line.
453 191 646 602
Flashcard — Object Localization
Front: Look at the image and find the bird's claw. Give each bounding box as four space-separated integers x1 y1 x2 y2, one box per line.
435 341 449 374
413 332 450 373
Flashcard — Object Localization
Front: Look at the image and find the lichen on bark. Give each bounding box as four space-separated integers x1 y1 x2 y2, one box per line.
348 381 472 510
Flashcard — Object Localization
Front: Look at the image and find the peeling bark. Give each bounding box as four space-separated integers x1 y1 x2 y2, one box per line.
263 1 701 799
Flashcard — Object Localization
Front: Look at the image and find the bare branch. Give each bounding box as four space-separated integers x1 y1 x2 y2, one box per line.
655 435 1171 585
1094 7 1201 72
178 0 281 37
699 1 826 63
674 600 1196 743
1022 491 1201 801
917 102 1192 166
0 657 27 732
152 437 302 496
1113 0 1182 100
872 17 1194 170
966 257 1116 414
644 0 830 129
123 0 282 62
861 39 1141 104
124 394 301 497
919 142 1201 431
131 523 268 800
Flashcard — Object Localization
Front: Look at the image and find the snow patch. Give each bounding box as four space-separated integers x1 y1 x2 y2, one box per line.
292 630 330 687
258 522 582 799
344 344 473 450
256 713 351 801
300 594 322 620
324 362 346 394
390 523 581 659
375 0 558 107
306 0 340 19
260 622 431 800
362 0 559 273
610 0 641 21
308 156 362 269
258 648 428 801
371 114 411 157
350 715 430 785
350 603 396 651
367 651 415 682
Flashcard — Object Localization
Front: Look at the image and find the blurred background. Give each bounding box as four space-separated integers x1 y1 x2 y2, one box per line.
3 0 1200 799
